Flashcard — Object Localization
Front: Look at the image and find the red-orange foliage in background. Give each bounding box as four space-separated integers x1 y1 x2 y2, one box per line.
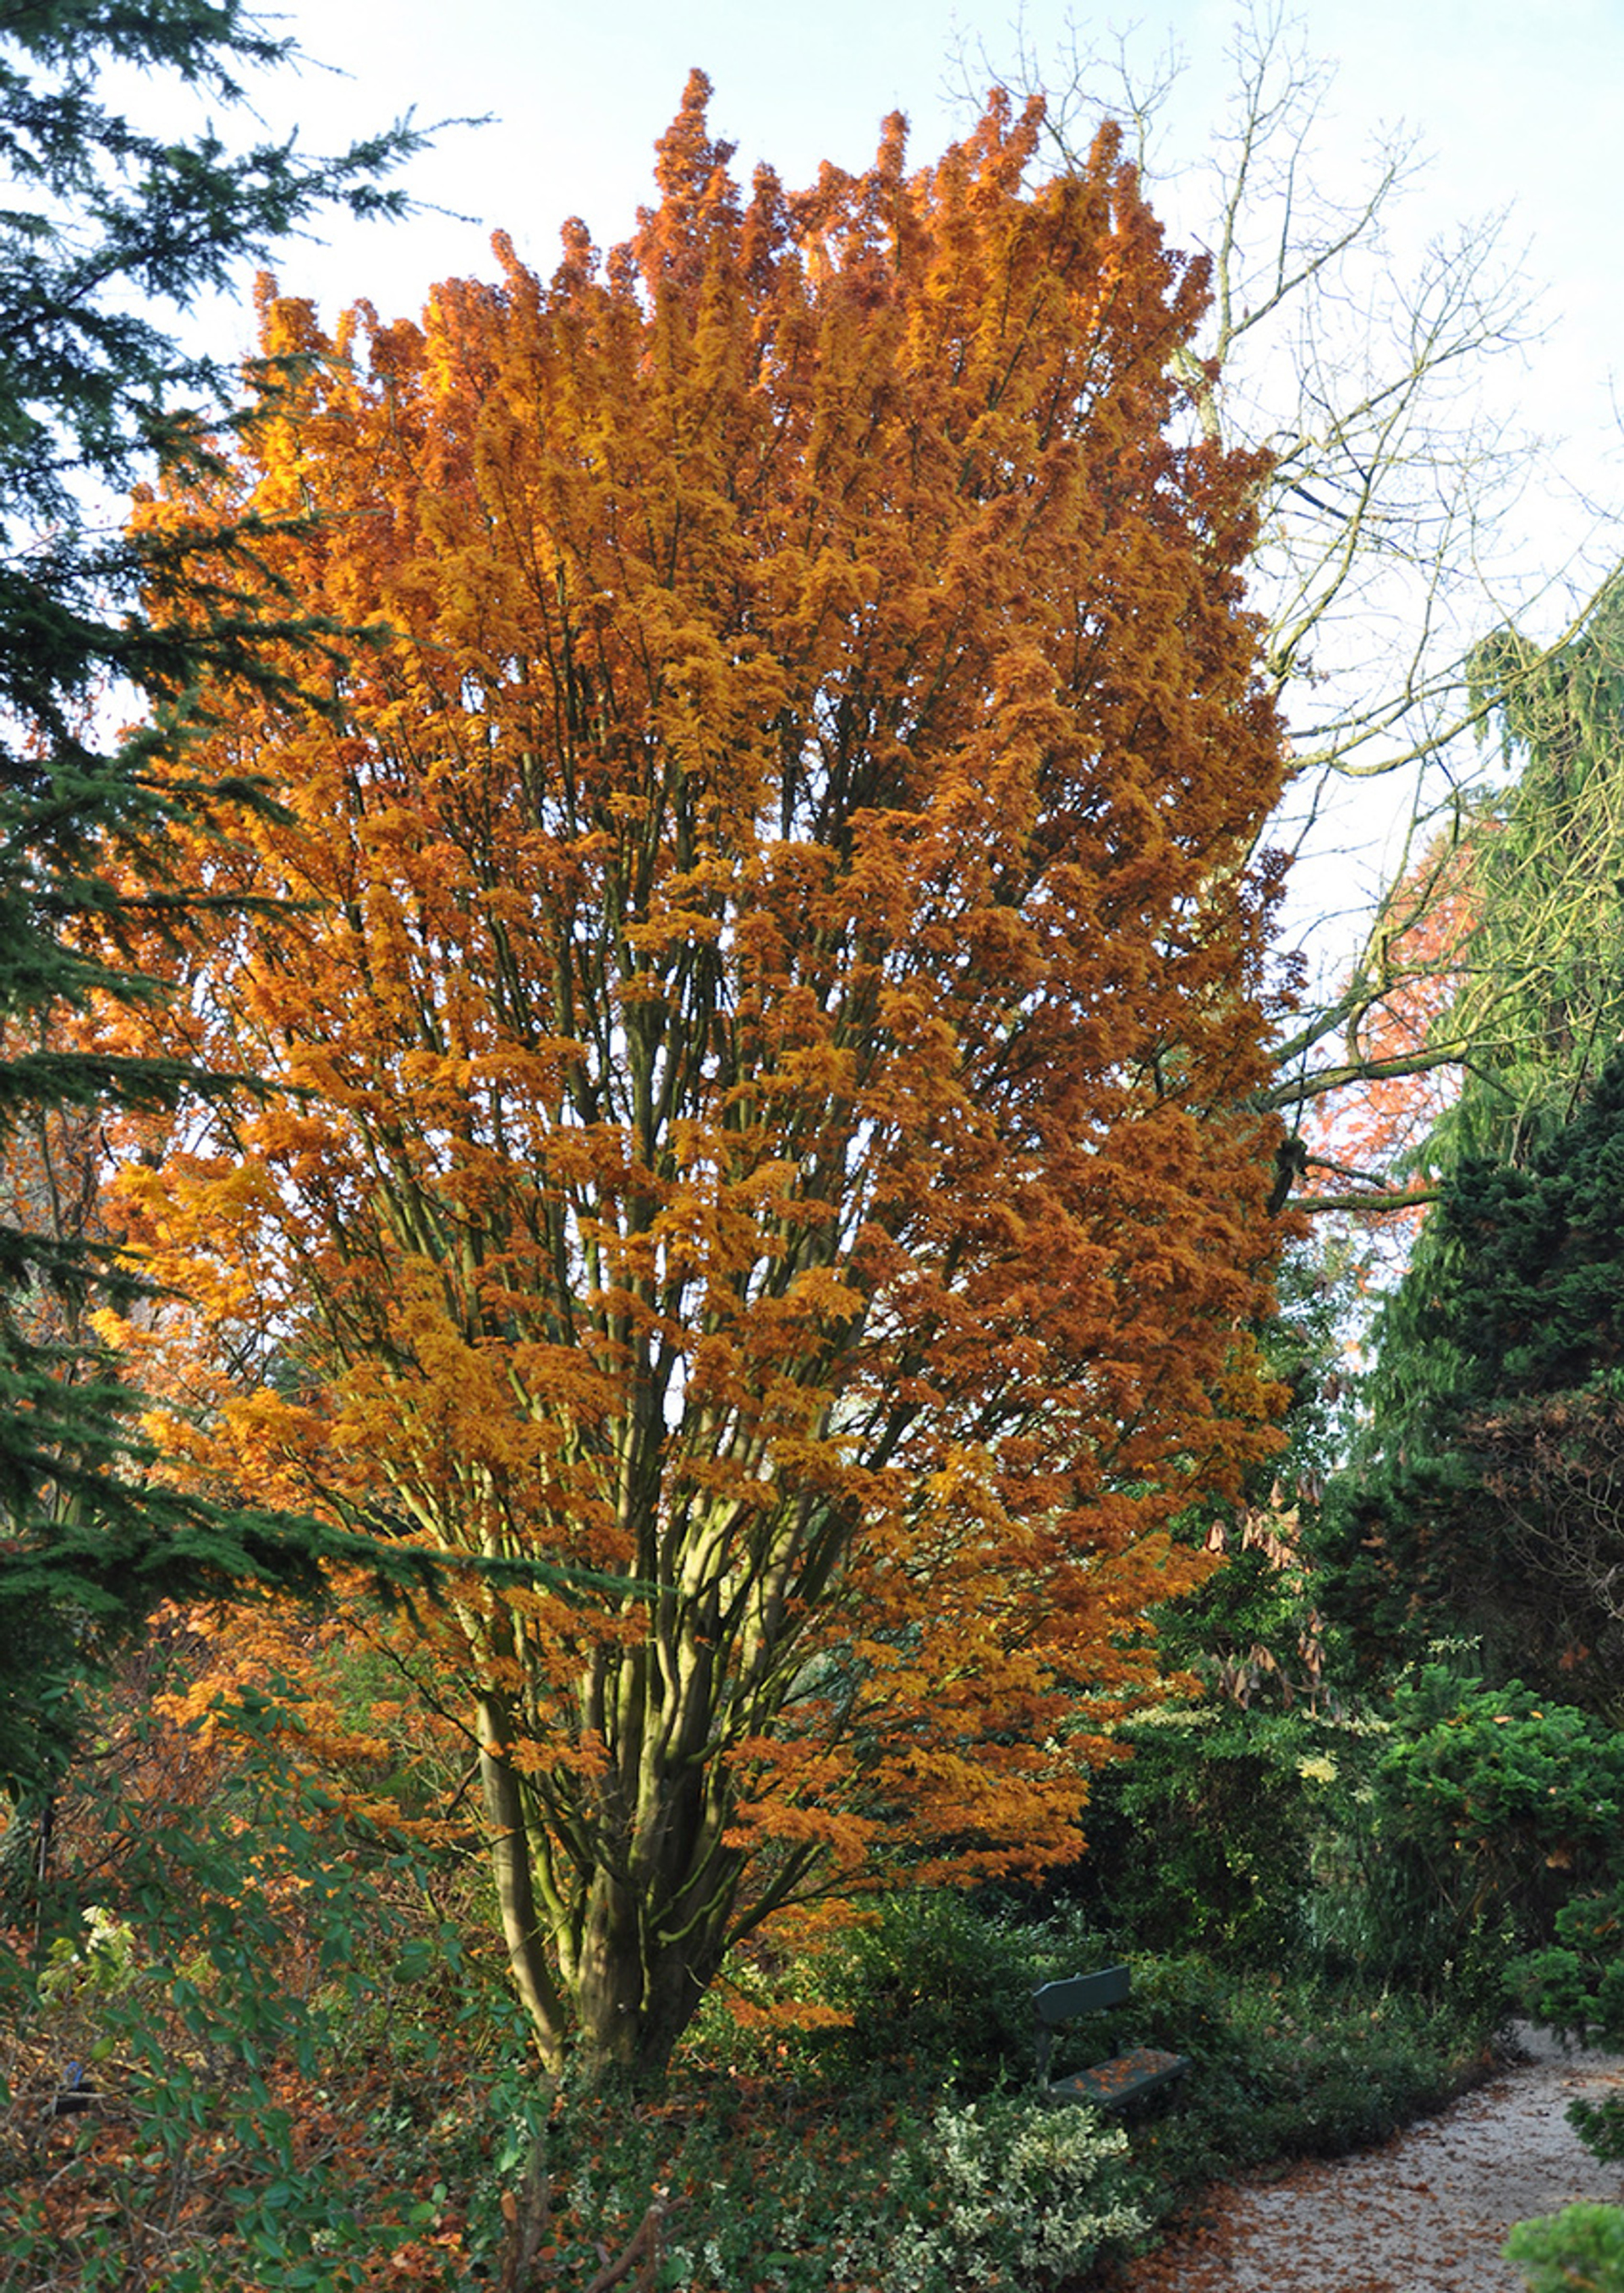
1299 834 1479 1218
109 79 1292 2071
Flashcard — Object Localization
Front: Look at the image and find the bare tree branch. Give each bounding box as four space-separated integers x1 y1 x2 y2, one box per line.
949 3 1619 1210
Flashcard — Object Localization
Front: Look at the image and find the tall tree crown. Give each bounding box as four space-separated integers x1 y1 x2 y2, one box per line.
117 83 1294 2070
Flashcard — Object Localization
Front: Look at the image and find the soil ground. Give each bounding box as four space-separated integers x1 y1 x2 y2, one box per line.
1116 2025 1624 2293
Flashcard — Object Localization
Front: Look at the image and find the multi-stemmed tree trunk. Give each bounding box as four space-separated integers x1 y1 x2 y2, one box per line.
112 80 1293 2073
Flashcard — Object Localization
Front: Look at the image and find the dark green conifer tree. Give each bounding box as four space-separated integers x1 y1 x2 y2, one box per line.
0 2 429 1813
1330 1053 1624 1709
1320 580 1624 1709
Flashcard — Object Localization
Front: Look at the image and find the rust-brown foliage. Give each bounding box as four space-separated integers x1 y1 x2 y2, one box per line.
108 80 1292 2071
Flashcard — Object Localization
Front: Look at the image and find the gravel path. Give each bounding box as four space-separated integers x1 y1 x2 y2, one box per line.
1116 2027 1624 2293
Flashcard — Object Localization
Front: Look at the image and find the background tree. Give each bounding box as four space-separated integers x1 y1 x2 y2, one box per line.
1313 572 1624 1700
961 16 1535 774
0 2 429 1824
115 81 1292 2074
1298 571 1624 1221
1328 1050 1624 1709
1436 576 1624 1163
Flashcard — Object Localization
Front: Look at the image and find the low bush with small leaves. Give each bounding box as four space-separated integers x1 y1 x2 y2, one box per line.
1506 2202 1624 2293
842 2094 1146 2292
494 2082 1145 2293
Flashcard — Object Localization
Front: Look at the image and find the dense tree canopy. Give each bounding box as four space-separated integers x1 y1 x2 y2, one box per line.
111 80 1293 2071
0 1 430 1804
1331 1051 1624 1709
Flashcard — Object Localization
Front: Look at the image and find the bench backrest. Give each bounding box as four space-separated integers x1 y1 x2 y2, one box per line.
1033 1964 1133 2025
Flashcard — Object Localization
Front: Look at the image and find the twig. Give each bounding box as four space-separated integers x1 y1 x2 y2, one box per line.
584 2196 669 2293
498 2124 555 2292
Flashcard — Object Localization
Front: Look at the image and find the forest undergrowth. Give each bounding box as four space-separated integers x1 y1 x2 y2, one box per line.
0 1664 1512 2293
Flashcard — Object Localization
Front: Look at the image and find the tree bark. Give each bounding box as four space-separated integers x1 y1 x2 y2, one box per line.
478 1693 568 2071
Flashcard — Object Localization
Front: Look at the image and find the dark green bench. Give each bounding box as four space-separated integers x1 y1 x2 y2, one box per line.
1033 1964 1188 2111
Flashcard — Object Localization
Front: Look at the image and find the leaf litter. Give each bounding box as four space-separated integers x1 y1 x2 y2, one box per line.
1115 2025 1624 2293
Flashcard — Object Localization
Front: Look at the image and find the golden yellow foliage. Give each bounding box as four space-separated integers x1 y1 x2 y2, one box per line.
110 79 1291 2072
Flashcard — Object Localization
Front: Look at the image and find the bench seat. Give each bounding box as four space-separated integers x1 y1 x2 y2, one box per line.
1046 2042 1188 2109
1034 1965 1189 2113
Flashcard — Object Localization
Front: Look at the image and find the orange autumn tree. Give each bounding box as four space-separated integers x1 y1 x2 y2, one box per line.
118 80 1292 2073
1296 832 1479 1217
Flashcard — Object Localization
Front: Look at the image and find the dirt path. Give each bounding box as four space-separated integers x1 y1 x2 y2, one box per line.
1117 2027 1624 2293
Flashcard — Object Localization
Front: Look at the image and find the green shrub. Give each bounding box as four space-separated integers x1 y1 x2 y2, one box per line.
0 1692 475 2291
679 1889 1107 2093
806 1890 1047 2084
841 2094 1146 2291
1342 1671 1624 2016
1374 1676 1624 1936
1570 2097 1624 2166
1062 1707 1379 1971
1506 2202 1624 2293
1515 1889 1624 2050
